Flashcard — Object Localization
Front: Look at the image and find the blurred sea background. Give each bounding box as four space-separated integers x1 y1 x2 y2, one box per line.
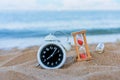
0 11 120 49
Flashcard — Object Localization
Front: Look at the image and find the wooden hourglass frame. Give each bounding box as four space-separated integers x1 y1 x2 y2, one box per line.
72 30 92 62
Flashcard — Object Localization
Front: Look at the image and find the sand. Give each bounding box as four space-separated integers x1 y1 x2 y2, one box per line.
0 43 120 80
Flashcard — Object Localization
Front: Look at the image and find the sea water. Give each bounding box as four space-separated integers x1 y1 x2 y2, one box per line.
0 11 120 49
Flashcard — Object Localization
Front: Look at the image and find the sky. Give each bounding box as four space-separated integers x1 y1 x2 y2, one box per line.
0 0 120 11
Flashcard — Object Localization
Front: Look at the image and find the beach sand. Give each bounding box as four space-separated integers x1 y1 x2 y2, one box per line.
0 42 120 80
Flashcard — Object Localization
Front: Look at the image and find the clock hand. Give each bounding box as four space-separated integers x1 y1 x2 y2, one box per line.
47 48 57 60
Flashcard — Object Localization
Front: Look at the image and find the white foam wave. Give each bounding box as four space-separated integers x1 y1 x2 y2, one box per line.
0 34 120 49
0 20 120 30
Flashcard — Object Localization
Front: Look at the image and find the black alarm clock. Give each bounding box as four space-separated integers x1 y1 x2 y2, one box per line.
37 34 69 69
37 42 66 69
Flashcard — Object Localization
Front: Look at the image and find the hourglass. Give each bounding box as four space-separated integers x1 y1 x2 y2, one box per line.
72 30 92 61
76 34 86 59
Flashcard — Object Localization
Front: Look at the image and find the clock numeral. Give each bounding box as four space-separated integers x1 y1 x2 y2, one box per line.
46 48 49 51
47 62 50 65
43 59 46 62
58 58 61 61
59 54 61 57
55 62 58 64
42 55 45 58
43 51 46 54
51 63 54 66
54 47 57 50
50 46 53 49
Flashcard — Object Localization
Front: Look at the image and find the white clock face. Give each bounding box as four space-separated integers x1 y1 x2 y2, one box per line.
37 42 66 69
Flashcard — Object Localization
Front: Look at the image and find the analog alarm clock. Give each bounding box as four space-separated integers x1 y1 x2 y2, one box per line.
37 34 69 69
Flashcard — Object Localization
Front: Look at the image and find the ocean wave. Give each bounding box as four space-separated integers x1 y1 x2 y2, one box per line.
0 20 120 30
0 28 120 38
